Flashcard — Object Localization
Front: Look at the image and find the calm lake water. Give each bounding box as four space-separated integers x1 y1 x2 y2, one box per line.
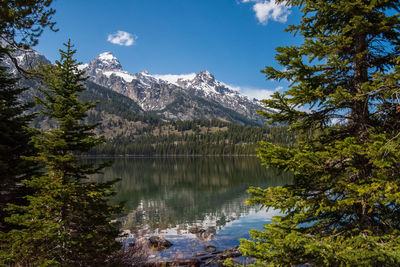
93 157 292 262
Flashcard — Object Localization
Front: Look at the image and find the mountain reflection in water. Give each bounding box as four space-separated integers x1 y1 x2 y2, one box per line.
91 157 292 260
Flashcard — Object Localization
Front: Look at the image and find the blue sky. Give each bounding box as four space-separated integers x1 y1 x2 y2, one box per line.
36 0 301 100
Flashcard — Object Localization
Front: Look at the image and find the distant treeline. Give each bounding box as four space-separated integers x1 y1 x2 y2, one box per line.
33 83 296 156
89 120 296 155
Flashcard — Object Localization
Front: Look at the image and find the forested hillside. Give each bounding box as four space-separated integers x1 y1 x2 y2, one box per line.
91 120 295 155
3 48 293 156
29 80 295 156
80 81 294 156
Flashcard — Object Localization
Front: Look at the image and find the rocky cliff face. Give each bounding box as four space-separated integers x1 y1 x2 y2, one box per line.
3 49 269 125
1 49 51 100
3 49 51 73
81 52 269 124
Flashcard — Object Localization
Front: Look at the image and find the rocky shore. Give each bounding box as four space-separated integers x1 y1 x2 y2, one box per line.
112 227 247 266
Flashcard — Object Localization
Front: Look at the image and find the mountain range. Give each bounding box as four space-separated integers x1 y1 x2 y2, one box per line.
5 49 269 126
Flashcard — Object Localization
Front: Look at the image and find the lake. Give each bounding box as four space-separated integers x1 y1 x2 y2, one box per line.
93 156 292 262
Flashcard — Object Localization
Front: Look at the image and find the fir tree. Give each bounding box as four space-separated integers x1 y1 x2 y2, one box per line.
239 0 400 266
0 0 56 48
0 0 57 73
1 41 122 266
0 0 57 233
0 50 37 231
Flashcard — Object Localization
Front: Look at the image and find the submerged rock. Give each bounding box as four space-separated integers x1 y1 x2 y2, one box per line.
204 245 216 253
148 236 173 251
188 226 205 234
188 226 216 241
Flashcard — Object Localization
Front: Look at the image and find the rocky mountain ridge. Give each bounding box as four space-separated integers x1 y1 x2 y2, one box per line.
81 52 268 124
4 49 269 125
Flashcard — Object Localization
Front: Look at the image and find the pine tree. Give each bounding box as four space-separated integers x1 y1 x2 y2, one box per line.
0 0 56 48
0 0 57 233
239 1 400 266
1 41 122 266
0 0 57 73
0 49 37 231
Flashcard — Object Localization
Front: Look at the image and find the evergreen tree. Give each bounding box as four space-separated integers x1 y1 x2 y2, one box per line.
0 0 57 232
1 41 122 266
0 0 56 49
0 0 57 73
239 1 400 266
0 50 37 231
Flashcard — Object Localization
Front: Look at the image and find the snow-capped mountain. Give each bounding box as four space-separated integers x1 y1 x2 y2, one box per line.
2 48 51 74
2 49 269 125
81 52 268 124
0 49 51 101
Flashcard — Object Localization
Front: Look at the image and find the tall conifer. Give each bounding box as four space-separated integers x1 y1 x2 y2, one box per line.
1 41 121 266
240 0 400 266
0 0 56 233
0 50 36 231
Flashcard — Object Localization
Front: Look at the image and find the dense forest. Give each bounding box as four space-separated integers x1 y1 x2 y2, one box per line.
91 120 295 155
31 80 297 156
41 80 295 156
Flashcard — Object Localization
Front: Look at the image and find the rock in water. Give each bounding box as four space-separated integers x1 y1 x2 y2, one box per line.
148 236 173 251
204 245 217 253
188 226 205 234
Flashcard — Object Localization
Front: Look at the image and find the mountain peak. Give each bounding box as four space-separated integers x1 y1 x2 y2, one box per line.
196 70 215 82
98 51 117 60
89 52 122 71
138 70 150 75
153 73 196 86
199 70 211 75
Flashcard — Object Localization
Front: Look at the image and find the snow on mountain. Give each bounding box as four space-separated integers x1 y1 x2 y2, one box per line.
186 70 237 96
1 49 50 75
133 70 160 86
103 70 135 83
77 63 88 70
94 52 122 70
153 73 197 86
79 52 269 124
1 48 269 124
98 52 116 61
86 52 123 75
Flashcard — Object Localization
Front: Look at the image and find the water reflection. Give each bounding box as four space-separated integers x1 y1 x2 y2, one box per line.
93 157 291 237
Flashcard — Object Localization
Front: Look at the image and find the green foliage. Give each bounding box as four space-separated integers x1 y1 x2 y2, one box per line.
0 52 37 231
0 41 122 266
90 120 295 156
35 78 292 156
0 0 55 235
240 0 400 266
0 0 56 49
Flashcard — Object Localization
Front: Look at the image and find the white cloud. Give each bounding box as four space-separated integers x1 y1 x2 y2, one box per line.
242 0 291 25
226 83 284 101
241 88 275 100
107 30 137 46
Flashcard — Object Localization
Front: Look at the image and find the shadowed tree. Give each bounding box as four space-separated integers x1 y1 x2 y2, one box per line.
0 0 56 233
0 0 56 72
1 41 122 266
0 52 37 231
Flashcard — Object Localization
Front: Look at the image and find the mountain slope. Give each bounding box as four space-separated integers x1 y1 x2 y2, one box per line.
3 49 270 126
0 49 295 155
82 52 269 125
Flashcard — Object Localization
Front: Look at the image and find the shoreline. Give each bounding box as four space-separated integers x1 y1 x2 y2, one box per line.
80 154 259 159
